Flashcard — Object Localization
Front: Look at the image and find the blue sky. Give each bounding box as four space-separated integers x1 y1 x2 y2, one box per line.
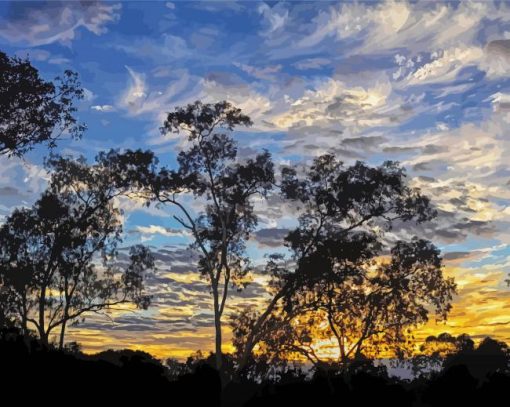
2 1 510 357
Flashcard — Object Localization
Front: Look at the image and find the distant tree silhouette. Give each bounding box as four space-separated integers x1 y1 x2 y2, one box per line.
0 155 153 347
420 332 474 358
2 322 510 407
422 364 478 406
232 155 456 373
444 336 509 379
101 101 275 373
0 329 221 406
0 50 85 157
166 357 190 380
401 333 470 379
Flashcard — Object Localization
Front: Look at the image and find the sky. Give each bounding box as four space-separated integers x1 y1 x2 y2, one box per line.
2 0 510 359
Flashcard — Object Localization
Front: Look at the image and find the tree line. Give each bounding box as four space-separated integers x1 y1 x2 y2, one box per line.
0 50 457 382
2 325 509 406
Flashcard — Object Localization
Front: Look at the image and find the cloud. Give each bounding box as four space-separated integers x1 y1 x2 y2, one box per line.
444 251 482 263
417 264 510 343
118 66 273 137
258 3 289 35
483 39 510 78
0 186 25 199
0 1 121 46
192 1 245 13
64 244 273 358
198 76 273 126
293 58 331 70
298 1 509 57
253 228 289 247
119 66 148 114
269 77 403 134
375 109 510 250
14 48 71 65
401 47 484 85
132 225 191 239
0 156 48 216
489 92 510 113
265 1 510 84
91 105 115 112
297 1 411 50
190 27 220 50
111 2 510 152
113 34 192 63
233 62 282 81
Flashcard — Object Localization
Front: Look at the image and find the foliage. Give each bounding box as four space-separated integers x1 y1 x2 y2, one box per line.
232 154 456 371
0 155 153 347
0 51 85 157
102 101 275 372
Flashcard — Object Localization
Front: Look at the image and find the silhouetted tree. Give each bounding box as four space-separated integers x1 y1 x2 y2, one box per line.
166 357 190 380
444 336 509 379
401 333 475 378
233 155 456 373
246 240 454 370
102 101 275 373
423 333 474 357
0 155 153 347
422 364 478 406
0 50 85 157
158 101 273 372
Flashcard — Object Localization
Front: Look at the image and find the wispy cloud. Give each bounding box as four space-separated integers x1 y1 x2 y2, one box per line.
0 1 121 46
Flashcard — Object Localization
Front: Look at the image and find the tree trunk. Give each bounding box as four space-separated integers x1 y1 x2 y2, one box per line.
20 313 28 336
59 293 71 350
38 287 48 347
59 319 67 350
236 287 286 374
38 327 49 348
20 294 29 335
212 283 223 372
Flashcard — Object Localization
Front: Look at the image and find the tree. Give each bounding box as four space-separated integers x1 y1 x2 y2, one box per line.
232 154 456 373
0 50 85 157
103 101 275 373
0 155 153 347
245 240 455 370
420 333 475 358
405 332 475 378
159 101 274 372
444 336 509 379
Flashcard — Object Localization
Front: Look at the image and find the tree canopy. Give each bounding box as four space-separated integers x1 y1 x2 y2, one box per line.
0 51 85 157
101 101 275 372
232 154 456 372
0 154 153 347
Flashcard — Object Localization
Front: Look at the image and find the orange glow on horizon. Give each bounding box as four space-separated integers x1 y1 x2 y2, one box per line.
63 261 510 361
